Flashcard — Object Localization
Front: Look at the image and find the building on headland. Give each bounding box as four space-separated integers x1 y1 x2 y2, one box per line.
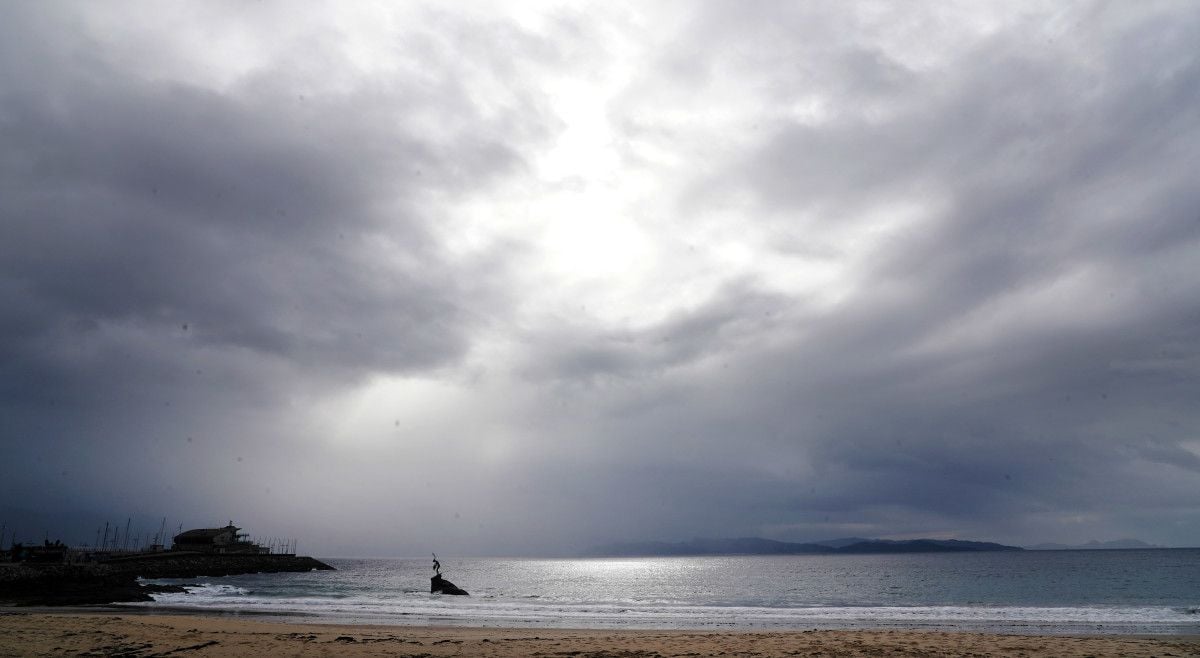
172 521 269 554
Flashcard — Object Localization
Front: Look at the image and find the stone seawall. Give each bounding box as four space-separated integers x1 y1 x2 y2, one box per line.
0 554 334 606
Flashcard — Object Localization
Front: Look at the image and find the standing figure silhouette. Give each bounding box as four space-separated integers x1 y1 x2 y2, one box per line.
432 553 441 576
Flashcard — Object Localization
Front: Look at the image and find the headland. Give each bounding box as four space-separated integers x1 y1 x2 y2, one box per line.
0 553 333 606
1 521 333 606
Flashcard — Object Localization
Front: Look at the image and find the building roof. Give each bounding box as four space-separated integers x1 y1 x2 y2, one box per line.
174 524 239 542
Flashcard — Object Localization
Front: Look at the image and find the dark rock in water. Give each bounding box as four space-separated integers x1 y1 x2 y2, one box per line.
0 554 336 606
431 574 468 595
0 564 155 605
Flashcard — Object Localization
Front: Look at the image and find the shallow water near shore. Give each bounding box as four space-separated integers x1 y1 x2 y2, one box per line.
132 549 1200 635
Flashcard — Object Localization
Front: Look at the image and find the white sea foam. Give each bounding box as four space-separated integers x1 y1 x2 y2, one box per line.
138 586 1198 633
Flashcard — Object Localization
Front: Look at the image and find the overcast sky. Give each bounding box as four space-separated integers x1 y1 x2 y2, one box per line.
2 1 1199 556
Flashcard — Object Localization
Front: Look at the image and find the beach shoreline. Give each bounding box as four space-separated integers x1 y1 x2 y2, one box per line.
2 612 1198 657
14 601 1200 637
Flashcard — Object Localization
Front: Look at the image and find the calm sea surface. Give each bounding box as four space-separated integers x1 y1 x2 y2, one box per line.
135 550 1200 634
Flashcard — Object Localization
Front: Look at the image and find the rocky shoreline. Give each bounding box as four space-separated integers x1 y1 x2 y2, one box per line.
0 554 334 606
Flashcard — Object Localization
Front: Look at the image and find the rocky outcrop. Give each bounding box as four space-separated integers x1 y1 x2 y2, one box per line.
0 554 335 606
0 564 188 605
430 574 468 595
103 553 335 579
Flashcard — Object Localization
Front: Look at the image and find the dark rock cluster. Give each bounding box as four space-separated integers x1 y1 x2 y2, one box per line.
0 554 334 606
430 574 468 595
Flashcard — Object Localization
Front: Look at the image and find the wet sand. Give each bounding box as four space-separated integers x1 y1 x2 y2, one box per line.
2 612 1198 657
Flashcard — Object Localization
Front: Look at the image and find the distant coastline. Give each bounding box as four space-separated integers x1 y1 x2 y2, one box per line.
588 536 1023 557
1025 539 1167 550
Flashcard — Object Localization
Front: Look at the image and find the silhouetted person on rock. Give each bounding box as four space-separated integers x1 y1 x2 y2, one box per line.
432 553 441 576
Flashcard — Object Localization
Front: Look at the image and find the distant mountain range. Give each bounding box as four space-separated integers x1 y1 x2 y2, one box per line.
588 536 1023 557
1025 539 1165 550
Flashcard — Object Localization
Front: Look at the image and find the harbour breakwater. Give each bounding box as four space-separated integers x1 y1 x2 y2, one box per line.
0 553 334 605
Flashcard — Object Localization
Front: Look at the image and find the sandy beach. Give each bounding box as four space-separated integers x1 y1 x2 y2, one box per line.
1 613 1197 657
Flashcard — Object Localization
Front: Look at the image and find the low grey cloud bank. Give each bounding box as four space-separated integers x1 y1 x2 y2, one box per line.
2 1 1198 555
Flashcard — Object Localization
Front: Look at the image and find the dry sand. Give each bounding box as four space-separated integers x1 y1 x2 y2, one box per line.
1 612 1197 657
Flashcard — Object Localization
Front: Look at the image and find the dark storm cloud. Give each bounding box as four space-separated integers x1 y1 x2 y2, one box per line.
518 280 794 384
1 48 519 387
4 2 1199 554
0 2 561 543
502 2 1200 548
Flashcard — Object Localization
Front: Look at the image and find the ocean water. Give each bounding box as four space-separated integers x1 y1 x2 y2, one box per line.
133 550 1200 634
